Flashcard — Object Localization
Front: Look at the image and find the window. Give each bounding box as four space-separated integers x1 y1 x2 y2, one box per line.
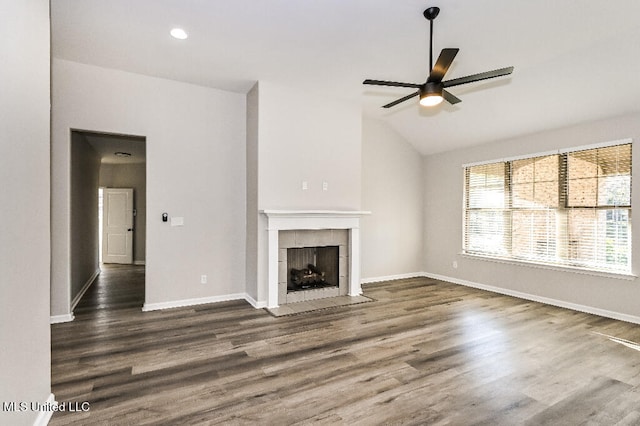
463 141 632 274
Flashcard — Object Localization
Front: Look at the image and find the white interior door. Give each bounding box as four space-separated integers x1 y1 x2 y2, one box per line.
102 188 134 264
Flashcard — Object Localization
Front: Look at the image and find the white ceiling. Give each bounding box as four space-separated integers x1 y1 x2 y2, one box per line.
80 131 146 164
51 0 640 155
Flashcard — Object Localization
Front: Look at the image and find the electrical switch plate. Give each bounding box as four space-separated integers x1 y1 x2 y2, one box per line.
322 181 329 191
302 181 308 190
200 275 207 284
171 216 184 226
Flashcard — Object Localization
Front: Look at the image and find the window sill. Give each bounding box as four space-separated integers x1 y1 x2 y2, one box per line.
460 252 637 281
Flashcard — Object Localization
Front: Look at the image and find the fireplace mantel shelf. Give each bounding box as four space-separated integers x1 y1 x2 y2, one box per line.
261 210 371 218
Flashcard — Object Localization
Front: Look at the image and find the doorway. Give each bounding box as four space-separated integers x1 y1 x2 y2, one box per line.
70 130 146 312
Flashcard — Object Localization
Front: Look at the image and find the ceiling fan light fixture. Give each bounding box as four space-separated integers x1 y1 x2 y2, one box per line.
363 6 514 109
419 93 444 107
170 28 188 40
419 84 444 107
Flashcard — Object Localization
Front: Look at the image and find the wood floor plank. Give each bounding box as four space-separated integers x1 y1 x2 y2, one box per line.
50 265 640 424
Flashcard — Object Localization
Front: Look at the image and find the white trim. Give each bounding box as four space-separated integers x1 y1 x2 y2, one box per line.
261 210 371 219
348 228 363 296
462 138 632 168
361 272 427 284
142 293 248 312
134 260 146 265
33 393 56 426
50 314 74 324
244 293 267 309
260 210 371 309
71 268 101 310
261 210 371 232
461 252 637 281
423 272 640 325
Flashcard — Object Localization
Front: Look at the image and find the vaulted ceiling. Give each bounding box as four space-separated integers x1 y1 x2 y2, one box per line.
51 0 640 155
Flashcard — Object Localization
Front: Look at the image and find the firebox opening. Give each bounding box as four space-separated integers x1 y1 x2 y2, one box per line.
287 246 339 292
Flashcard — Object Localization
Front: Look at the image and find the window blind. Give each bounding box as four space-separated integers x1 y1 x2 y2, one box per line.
463 142 632 274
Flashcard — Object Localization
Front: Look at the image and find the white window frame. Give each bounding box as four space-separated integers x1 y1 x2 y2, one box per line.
462 138 634 278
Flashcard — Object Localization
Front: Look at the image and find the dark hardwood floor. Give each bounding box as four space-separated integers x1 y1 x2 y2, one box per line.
73 263 145 313
51 265 640 425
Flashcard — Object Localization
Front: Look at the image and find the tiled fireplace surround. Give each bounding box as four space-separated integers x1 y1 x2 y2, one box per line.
261 210 370 308
278 229 349 304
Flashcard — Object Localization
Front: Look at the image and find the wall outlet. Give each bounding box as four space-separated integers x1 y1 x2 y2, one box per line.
322 181 329 191
302 181 308 190
200 274 207 284
452 261 458 269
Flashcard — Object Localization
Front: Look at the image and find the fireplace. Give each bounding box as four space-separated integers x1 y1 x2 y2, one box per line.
288 246 339 292
261 210 370 308
278 229 348 304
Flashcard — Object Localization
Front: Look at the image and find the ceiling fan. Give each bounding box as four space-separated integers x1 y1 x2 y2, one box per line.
363 6 514 108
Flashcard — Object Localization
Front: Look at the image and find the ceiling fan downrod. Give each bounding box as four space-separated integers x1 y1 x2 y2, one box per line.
423 7 440 73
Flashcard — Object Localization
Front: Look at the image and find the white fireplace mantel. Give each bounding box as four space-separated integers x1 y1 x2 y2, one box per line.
261 210 371 308
262 209 371 230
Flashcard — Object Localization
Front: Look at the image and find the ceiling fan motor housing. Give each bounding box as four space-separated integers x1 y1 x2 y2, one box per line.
422 82 443 98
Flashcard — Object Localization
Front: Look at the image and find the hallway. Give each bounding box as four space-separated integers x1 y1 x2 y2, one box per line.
74 264 145 313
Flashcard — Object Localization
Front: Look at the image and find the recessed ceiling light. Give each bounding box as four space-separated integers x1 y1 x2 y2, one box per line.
170 28 188 40
114 152 132 157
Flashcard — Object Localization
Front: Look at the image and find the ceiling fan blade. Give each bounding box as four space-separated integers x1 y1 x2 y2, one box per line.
382 91 420 108
442 90 461 105
427 48 459 83
442 66 514 88
363 79 422 89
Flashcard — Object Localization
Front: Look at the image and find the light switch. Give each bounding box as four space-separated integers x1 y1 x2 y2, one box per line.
302 181 308 190
322 181 329 191
171 216 184 226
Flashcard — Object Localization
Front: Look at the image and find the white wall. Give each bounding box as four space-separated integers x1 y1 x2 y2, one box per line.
0 1 52 425
256 81 362 211
245 83 260 301
246 81 363 304
71 132 101 302
361 118 424 280
52 59 246 313
100 162 147 264
423 112 640 320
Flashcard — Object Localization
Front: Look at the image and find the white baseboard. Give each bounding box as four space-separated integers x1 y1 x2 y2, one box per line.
71 268 101 311
142 293 249 312
50 313 75 324
142 293 268 311
424 272 640 325
33 393 56 426
244 293 267 309
361 272 427 285
134 260 146 265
